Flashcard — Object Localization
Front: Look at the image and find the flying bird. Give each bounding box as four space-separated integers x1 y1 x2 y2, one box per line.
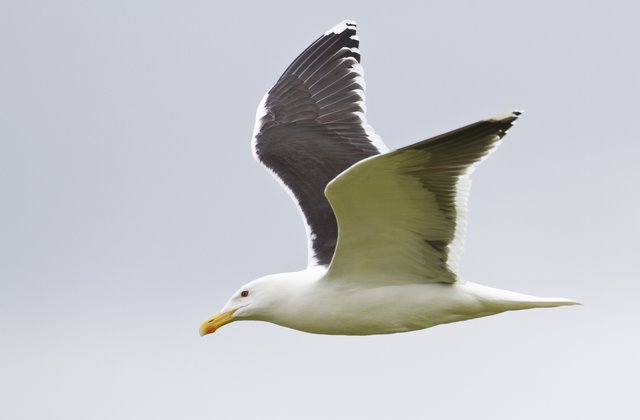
199 21 577 336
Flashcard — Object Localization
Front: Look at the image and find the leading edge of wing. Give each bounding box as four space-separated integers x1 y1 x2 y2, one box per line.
250 21 387 267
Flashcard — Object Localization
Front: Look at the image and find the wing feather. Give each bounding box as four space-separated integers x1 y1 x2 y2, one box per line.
324 111 522 284
252 21 387 267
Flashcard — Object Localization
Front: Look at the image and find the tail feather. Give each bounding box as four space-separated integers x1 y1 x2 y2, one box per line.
511 297 581 310
467 282 580 311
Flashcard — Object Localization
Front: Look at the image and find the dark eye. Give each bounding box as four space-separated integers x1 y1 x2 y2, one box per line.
240 290 249 298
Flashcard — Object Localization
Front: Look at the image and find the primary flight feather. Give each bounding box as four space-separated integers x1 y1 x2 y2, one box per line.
199 20 577 336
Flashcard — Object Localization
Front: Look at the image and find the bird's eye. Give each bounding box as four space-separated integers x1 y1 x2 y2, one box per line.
240 290 249 298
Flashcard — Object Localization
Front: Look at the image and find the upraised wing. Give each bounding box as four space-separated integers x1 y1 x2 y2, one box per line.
324 112 521 284
251 21 387 267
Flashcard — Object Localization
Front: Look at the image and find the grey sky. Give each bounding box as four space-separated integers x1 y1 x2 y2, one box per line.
1 1 638 419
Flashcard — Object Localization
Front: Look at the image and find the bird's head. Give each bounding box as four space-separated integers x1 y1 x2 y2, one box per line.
198 275 286 336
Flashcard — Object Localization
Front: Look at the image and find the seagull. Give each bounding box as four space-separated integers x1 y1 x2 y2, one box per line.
199 21 577 336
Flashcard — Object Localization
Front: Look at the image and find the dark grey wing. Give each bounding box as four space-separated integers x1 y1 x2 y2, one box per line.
251 21 387 267
325 112 521 284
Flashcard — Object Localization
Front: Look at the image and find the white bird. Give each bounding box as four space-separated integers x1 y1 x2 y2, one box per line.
199 21 577 336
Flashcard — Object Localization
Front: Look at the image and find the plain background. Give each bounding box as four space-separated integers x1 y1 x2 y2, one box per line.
2 1 639 419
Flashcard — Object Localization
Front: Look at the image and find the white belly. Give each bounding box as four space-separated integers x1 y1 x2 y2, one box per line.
268 282 497 335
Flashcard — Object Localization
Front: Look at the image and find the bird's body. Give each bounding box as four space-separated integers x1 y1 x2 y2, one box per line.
199 20 577 337
238 269 574 336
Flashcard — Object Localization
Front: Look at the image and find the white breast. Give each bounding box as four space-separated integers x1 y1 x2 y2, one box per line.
266 280 490 335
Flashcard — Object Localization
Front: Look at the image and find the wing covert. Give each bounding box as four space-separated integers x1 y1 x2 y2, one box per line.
324 112 522 284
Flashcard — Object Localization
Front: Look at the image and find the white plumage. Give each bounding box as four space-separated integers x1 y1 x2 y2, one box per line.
199 21 577 337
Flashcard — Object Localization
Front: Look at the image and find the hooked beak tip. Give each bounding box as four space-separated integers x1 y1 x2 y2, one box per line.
198 309 237 337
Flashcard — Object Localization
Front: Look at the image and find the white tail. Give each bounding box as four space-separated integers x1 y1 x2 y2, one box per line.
466 282 580 312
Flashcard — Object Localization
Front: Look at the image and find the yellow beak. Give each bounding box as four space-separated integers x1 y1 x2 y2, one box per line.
199 309 237 336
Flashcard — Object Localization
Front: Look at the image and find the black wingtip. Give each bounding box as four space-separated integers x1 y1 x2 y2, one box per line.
324 20 358 35
487 110 523 122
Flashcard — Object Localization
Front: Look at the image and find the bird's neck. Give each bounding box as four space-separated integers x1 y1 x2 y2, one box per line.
257 267 327 323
